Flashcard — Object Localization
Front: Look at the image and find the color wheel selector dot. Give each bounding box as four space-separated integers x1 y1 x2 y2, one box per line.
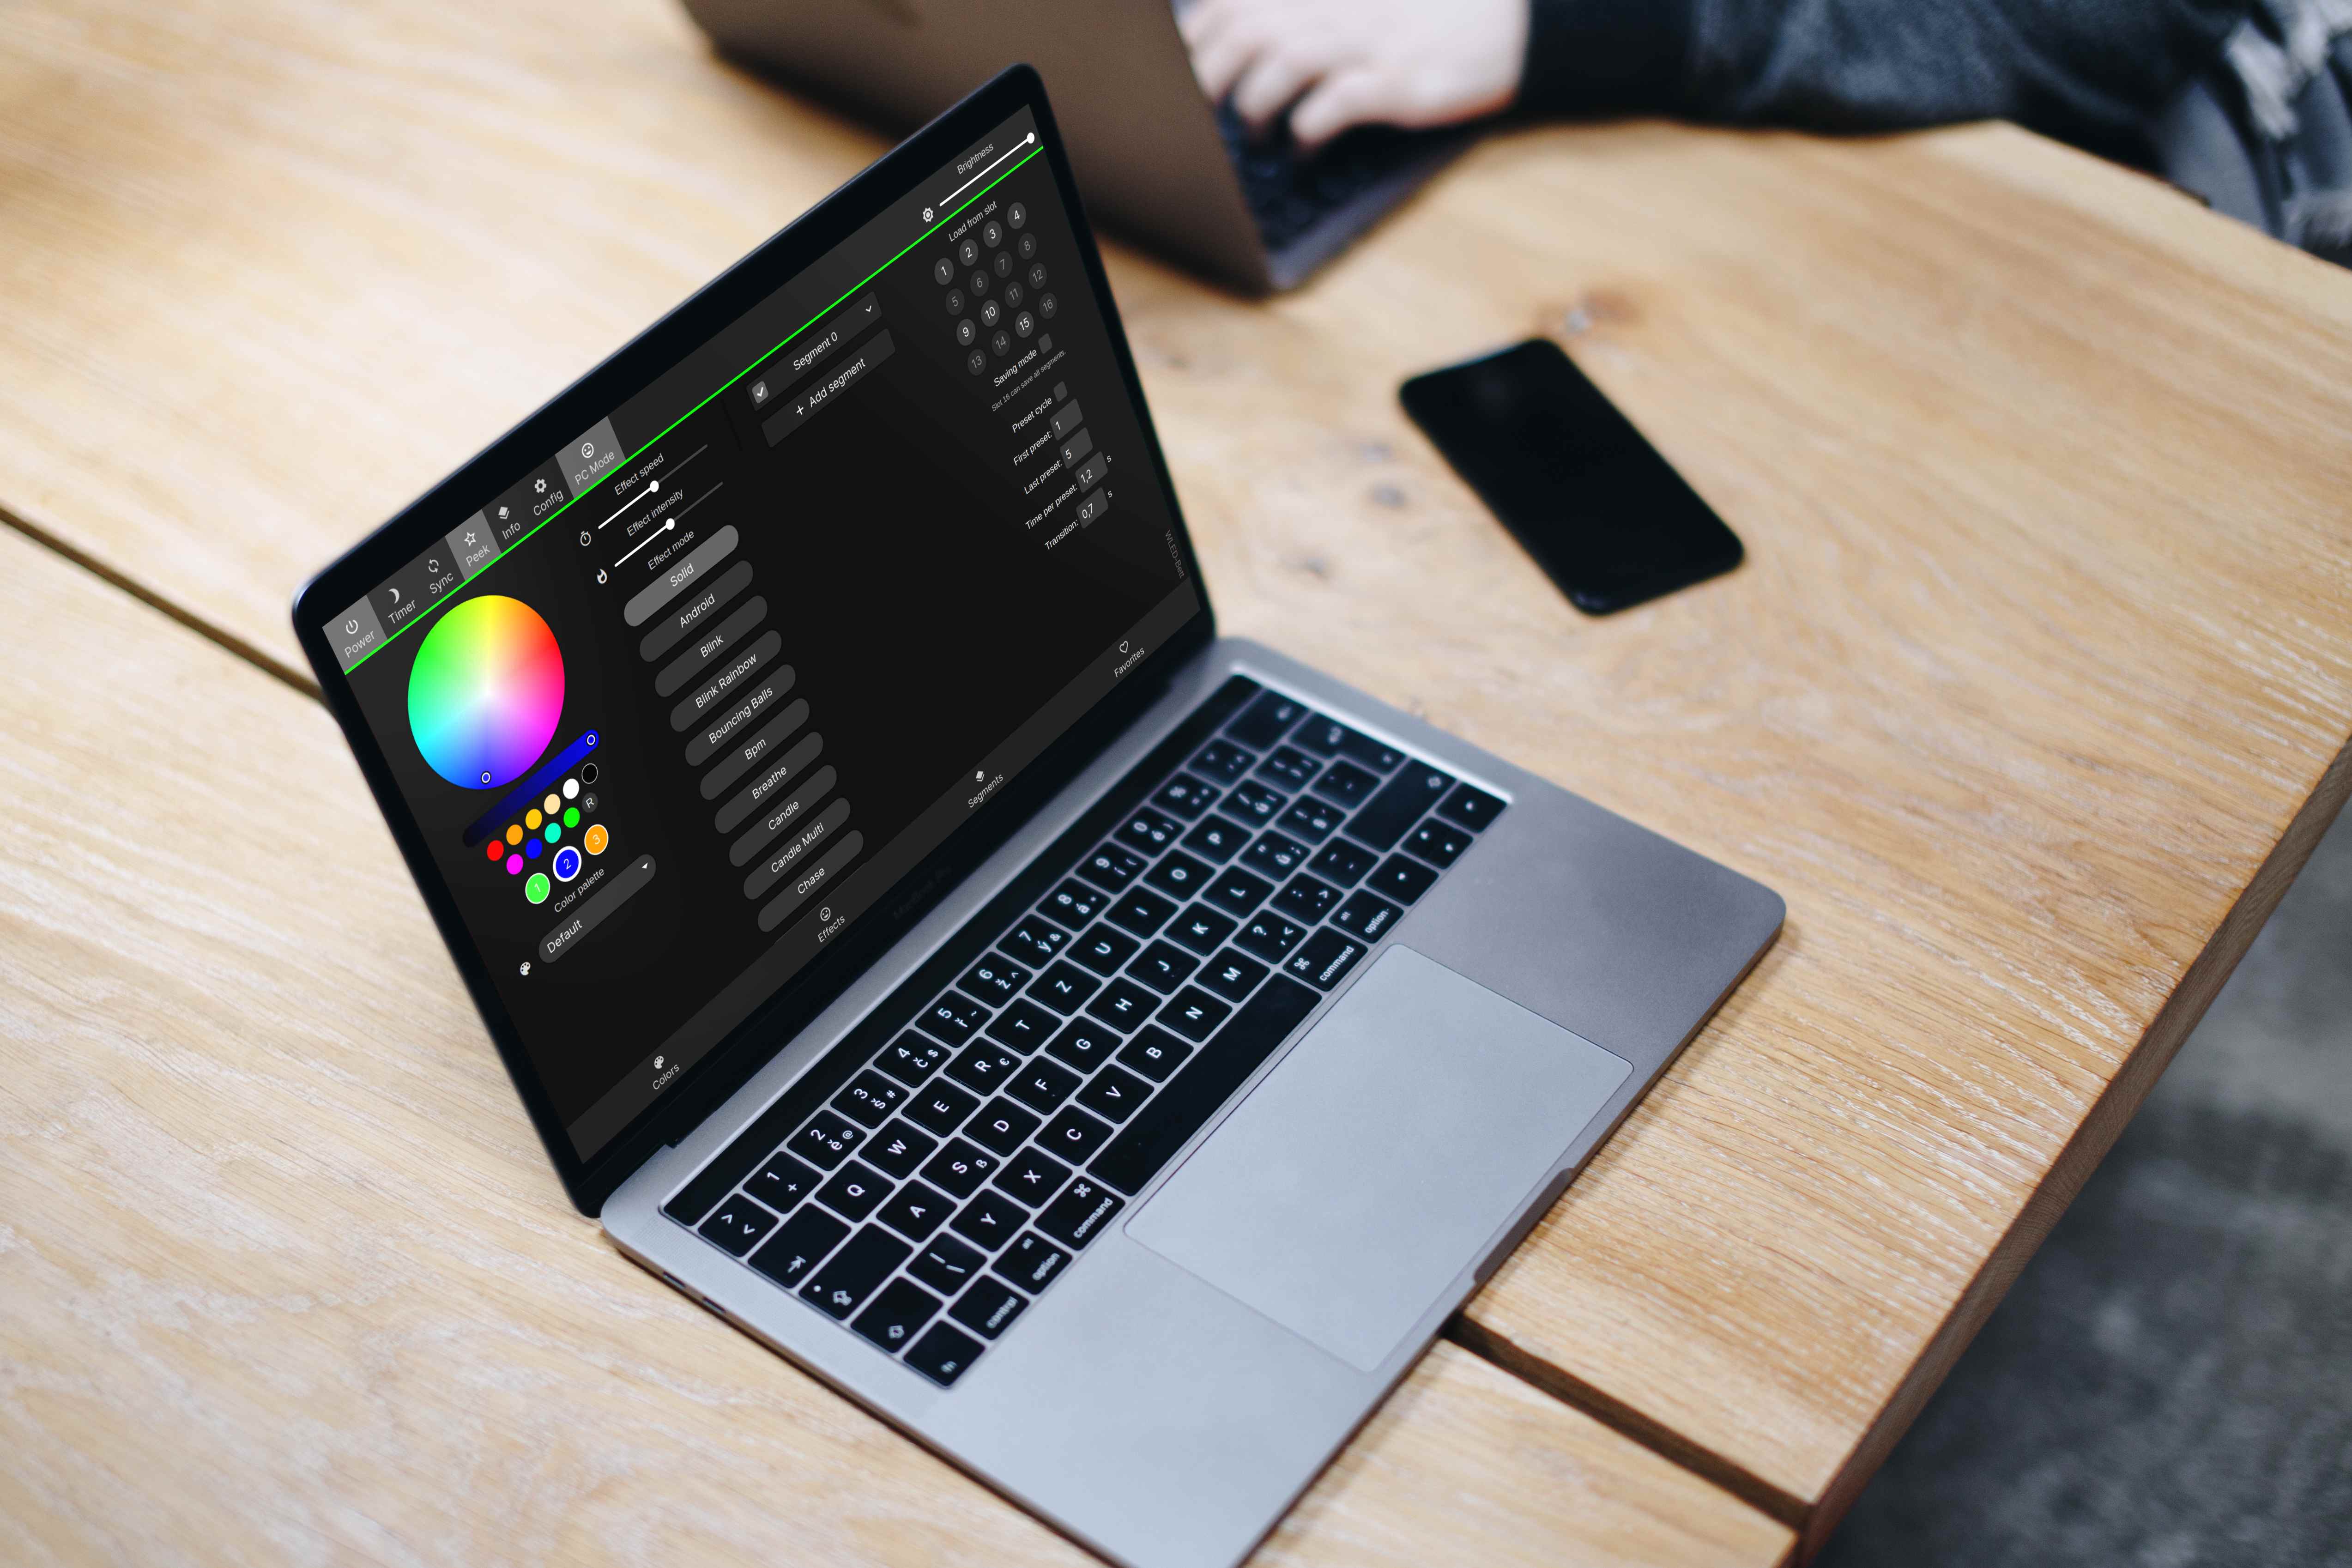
506 854 523 875
525 872 550 905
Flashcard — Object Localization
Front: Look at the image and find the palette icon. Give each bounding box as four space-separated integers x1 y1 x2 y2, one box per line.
407 595 565 789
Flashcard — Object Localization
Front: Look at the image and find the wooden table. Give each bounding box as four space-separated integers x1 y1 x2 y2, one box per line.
3 0 2348 1561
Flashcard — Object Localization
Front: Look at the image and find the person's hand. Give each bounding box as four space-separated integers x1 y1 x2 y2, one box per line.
1179 0 1528 150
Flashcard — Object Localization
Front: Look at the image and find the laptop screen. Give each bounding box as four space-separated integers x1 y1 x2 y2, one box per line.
316 101 1200 1162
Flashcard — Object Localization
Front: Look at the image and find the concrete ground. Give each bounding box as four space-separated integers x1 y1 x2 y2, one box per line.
1819 801 2352 1567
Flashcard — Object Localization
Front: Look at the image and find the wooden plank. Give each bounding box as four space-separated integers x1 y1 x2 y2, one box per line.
0 526 1792 1567
7 0 2352 1550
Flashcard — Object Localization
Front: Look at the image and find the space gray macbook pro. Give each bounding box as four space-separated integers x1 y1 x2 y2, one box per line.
294 70 1782 1568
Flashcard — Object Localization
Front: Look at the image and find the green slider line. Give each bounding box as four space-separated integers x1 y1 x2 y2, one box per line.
347 141 1044 672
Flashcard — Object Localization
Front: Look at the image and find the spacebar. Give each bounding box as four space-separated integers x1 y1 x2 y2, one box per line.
1089 976 1320 1196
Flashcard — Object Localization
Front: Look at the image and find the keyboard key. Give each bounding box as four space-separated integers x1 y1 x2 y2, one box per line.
944 1043 1020 1097
800 1224 912 1319
1041 879 1106 927
1125 940 1199 993
877 1032 950 1087
1167 905 1239 956
1226 690 1310 750
750 1205 850 1289
815 1160 892 1223
1179 816 1248 862
917 992 989 1047
905 1081 980 1138
1086 978 1160 1031
1002 914 1072 967
993 1232 1073 1293
1117 1026 1193 1082
1272 874 1342 925
1293 717 1404 772
1007 1055 1082 1116
1403 817 1474 867
1044 1018 1122 1073
1438 781 1507 832
1344 763 1458 851
663 1091 806 1226
1037 1105 1114 1164
949 1276 1029 1340
1307 838 1378 885
1156 987 1232 1041
863 1123 937 1181
1367 854 1440 906
904 1321 983 1387
950 1189 1028 1252
1116 806 1184 855
1075 1064 1152 1123
876 1178 957 1243
1332 889 1403 942
747 1150 822 1212
1151 775 1221 819
1106 885 1180 937
1146 854 1216 904
966 1097 1041 1157
1275 796 1344 843
1027 961 1101 1013
1239 831 1309 881
984 997 1059 1054
958 955 1032 1005
791 1112 865 1169
1311 760 1381 808
1076 844 1148 893
852 1277 943 1354
1202 867 1274 918
697 1193 778 1256
1070 924 1142 976
834 1071 907 1128
992 1145 1073 1207
1218 779 1287 825
907 1232 986 1295
1284 928 1367 991
1189 739 1256 783
1234 912 1309 964
1091 976 1320 1195
1035 1175 1126 1249
1197 948 1269 1004
919 1138 999 1198
1257 746 1320 791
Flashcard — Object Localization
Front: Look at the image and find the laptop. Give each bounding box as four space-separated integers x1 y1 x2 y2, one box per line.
680 0 1474 293
294 69 1782 1568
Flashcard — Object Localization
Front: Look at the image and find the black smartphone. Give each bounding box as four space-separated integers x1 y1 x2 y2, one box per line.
1400 339 1742 614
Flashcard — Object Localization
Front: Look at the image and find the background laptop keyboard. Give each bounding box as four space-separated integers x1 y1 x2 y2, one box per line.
1213 102 1466 254
661 677 1505 1388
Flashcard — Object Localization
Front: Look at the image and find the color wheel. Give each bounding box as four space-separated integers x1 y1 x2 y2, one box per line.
407 595 565 789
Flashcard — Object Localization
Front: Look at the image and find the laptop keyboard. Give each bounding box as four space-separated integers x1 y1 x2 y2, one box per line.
660 676 1505 1388
1213 101 1461 255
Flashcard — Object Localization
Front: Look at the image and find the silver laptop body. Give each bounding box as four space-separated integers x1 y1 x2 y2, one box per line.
680 0 1468 293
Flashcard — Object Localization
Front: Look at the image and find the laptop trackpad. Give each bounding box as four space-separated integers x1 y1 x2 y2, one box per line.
1125 946 1632 1372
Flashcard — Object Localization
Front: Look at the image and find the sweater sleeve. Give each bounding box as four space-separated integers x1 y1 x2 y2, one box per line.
1518 0 2247 162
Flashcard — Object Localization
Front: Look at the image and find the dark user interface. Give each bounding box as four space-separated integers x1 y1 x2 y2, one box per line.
324 108 1199 1160
1400 338 1741 614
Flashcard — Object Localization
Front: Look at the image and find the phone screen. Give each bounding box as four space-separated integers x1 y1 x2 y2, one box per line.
1400 339 1741 614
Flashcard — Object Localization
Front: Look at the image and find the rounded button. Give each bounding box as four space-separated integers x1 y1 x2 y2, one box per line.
991 329 1012 356
932 257 954 285
562 777 579 799
1008 202 1026 227
993 251 1013 278
967 349 987 375
969 270 989 296
525 872 551 904
1018 233 1037 259
1028 262 1047 288
982 220 1003 248
1014 311 1035 339
562 806 580 828
944 288 965 315
584 823 609 856
1002 282 1024 309
525 836 544 861
979 299 1000 327
1039 292 1058 318
957 239 979 267
956 318 977 345
552 845 582 884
